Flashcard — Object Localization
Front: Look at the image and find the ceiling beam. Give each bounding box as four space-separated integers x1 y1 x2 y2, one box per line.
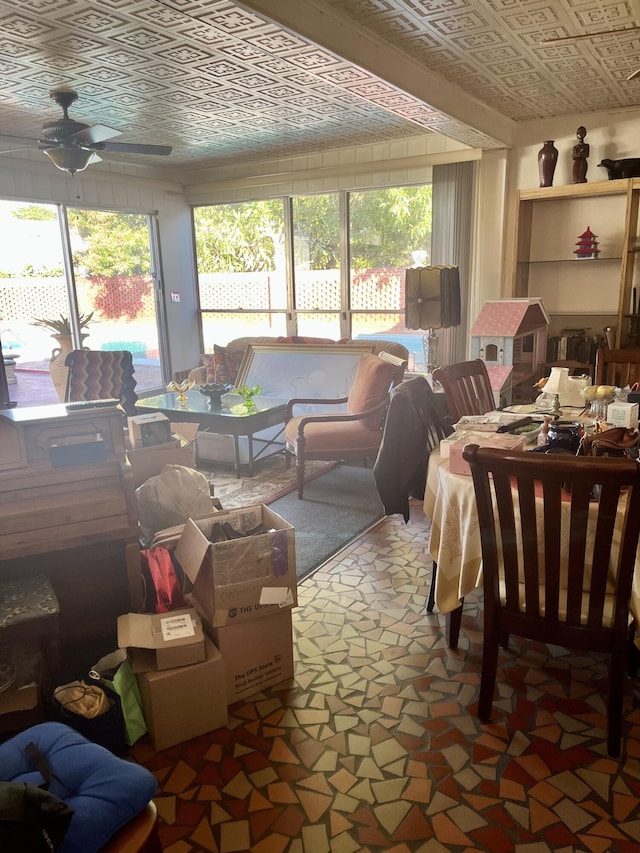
235 0 515 149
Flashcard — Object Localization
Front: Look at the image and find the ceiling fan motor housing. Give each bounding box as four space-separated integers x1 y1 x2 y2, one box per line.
40 118 90 143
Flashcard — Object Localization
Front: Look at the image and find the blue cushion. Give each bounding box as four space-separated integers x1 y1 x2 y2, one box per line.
0 722 157 853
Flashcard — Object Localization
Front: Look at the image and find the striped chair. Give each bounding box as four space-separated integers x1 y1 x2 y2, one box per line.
64 349 138 416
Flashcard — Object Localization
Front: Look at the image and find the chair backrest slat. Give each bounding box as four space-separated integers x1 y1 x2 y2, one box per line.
433 359 495 424
595 348 640 388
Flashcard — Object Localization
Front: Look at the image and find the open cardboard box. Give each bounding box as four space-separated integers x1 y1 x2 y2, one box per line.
117 607 205 673
174 506 296 628
126 422 199 488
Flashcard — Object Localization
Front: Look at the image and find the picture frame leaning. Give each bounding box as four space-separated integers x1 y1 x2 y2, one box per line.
235 344 373 413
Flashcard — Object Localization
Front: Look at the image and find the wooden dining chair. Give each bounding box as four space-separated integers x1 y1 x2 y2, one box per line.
595 347 640 388
463 443 640 757
284 352 406 498
432 359 495 424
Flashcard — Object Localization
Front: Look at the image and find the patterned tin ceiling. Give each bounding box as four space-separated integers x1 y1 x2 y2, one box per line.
1 0 640 172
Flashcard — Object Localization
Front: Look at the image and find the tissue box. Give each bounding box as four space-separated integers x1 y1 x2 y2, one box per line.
607 401 639 429
449 433 527 476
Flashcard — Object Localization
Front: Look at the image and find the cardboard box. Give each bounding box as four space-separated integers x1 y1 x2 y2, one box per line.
449 433 527 476
208 608 294 704
117 608 206 673
175 506 297 628
127 440 197 489
136 637 228 750
607 401 639 429
128 413 173 449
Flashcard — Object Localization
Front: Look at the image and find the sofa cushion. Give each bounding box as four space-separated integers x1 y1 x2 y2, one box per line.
275 336 334 345
201 345 245 385
0 722 157 853
347 354 396 427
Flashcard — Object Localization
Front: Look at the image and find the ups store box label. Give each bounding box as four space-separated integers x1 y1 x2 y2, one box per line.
174 506 297 628
136 637 228 751
117 608 205 673
208 608 294 704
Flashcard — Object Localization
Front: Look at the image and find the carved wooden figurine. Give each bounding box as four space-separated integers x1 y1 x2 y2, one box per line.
572 126 589 184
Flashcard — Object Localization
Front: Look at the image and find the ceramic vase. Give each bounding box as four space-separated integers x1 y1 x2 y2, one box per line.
538 140 558 187
49 334 74 402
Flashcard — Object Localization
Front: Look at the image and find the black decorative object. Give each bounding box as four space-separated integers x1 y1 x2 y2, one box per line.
538 140 558 187
572 126 589 183
599 158 640 179
197 382 231 409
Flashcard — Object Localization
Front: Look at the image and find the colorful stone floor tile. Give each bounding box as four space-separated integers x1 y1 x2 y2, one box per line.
130 500 640 852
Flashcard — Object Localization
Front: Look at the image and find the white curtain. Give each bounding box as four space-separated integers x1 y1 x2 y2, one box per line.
431 161 474 365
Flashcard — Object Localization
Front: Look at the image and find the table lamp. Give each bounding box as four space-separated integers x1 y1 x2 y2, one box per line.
404 265 461 372
544 366 569 416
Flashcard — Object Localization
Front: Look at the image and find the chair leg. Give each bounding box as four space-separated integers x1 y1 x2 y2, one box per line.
427 561 437 613
478 628 499 723
284 448 292 470
296 458 305 498
607 647 626 758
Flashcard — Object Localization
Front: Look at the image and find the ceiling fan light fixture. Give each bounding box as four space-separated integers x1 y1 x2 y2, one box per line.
42 145 94 175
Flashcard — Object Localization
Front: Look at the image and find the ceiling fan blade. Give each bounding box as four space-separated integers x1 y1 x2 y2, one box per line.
628 68 640 81
97 141 172 156
71 124 122 145
540 25 640 45
0 135 39 152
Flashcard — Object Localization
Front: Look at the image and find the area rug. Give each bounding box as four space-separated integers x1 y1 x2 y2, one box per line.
268 463 385 580
202 455 332 509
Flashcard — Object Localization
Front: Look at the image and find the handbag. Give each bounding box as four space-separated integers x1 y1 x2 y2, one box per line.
0 742 74 852
52 680 128 755
89 649 147 746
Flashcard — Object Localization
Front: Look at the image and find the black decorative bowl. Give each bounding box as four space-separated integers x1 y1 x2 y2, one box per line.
197 383 232 409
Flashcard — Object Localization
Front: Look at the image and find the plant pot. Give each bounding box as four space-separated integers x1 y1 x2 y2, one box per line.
49 334 89 402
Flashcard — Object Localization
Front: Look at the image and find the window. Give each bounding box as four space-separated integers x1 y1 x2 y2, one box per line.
193 183 432 368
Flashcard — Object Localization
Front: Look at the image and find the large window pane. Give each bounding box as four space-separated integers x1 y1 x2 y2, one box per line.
293 194 341 336
194 201 288 347
66 208 162 394
349 185 432 368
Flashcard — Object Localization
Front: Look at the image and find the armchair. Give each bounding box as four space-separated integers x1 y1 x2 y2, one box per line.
284 352 406 499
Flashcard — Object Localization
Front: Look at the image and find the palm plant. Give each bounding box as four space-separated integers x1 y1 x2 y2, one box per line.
31 312 95 336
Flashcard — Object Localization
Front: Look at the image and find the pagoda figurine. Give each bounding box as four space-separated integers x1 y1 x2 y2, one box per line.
574 226 599 259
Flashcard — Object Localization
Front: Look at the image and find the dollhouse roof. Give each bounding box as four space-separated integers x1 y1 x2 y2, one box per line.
486 365 513 392
470 299 549 338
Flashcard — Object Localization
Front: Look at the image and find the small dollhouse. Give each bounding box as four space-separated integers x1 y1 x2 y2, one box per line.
469 298 549 405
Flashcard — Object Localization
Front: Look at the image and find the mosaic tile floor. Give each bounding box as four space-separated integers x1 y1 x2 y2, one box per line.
131 500 640 852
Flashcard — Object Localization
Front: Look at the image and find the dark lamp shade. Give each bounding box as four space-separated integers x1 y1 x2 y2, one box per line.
405 265 461 330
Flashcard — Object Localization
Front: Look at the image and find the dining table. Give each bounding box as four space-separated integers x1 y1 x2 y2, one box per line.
422 433 640 650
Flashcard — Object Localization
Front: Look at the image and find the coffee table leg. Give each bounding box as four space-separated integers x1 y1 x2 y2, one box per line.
247 434 254 476
233 436 241 478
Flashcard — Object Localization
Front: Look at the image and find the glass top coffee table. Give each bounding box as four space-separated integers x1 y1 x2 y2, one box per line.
135 391 288 478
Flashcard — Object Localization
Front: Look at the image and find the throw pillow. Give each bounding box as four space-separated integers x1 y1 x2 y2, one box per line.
348 354 396 427
200 353 216 382
212 344 245 386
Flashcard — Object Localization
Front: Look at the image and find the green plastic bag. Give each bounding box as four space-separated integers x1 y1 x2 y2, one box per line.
89 649 147 746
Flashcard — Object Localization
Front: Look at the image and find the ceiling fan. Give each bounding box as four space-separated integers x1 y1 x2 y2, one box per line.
1 89 172 175
539 25 640 80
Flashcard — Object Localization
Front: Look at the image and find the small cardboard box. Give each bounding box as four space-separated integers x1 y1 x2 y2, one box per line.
117 608 205 673
136 637 228 751
174 506 297 628
128 413 173 449
607 401 639 429
208 608 294 704
449 433 527 476
127 440 197 489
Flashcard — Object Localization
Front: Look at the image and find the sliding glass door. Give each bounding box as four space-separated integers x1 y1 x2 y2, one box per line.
0 200 165 406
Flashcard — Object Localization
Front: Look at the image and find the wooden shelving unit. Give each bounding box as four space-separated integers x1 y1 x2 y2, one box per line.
510 178 640 349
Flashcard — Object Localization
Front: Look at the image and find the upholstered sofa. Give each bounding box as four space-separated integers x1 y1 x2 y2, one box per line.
182 335 410 387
